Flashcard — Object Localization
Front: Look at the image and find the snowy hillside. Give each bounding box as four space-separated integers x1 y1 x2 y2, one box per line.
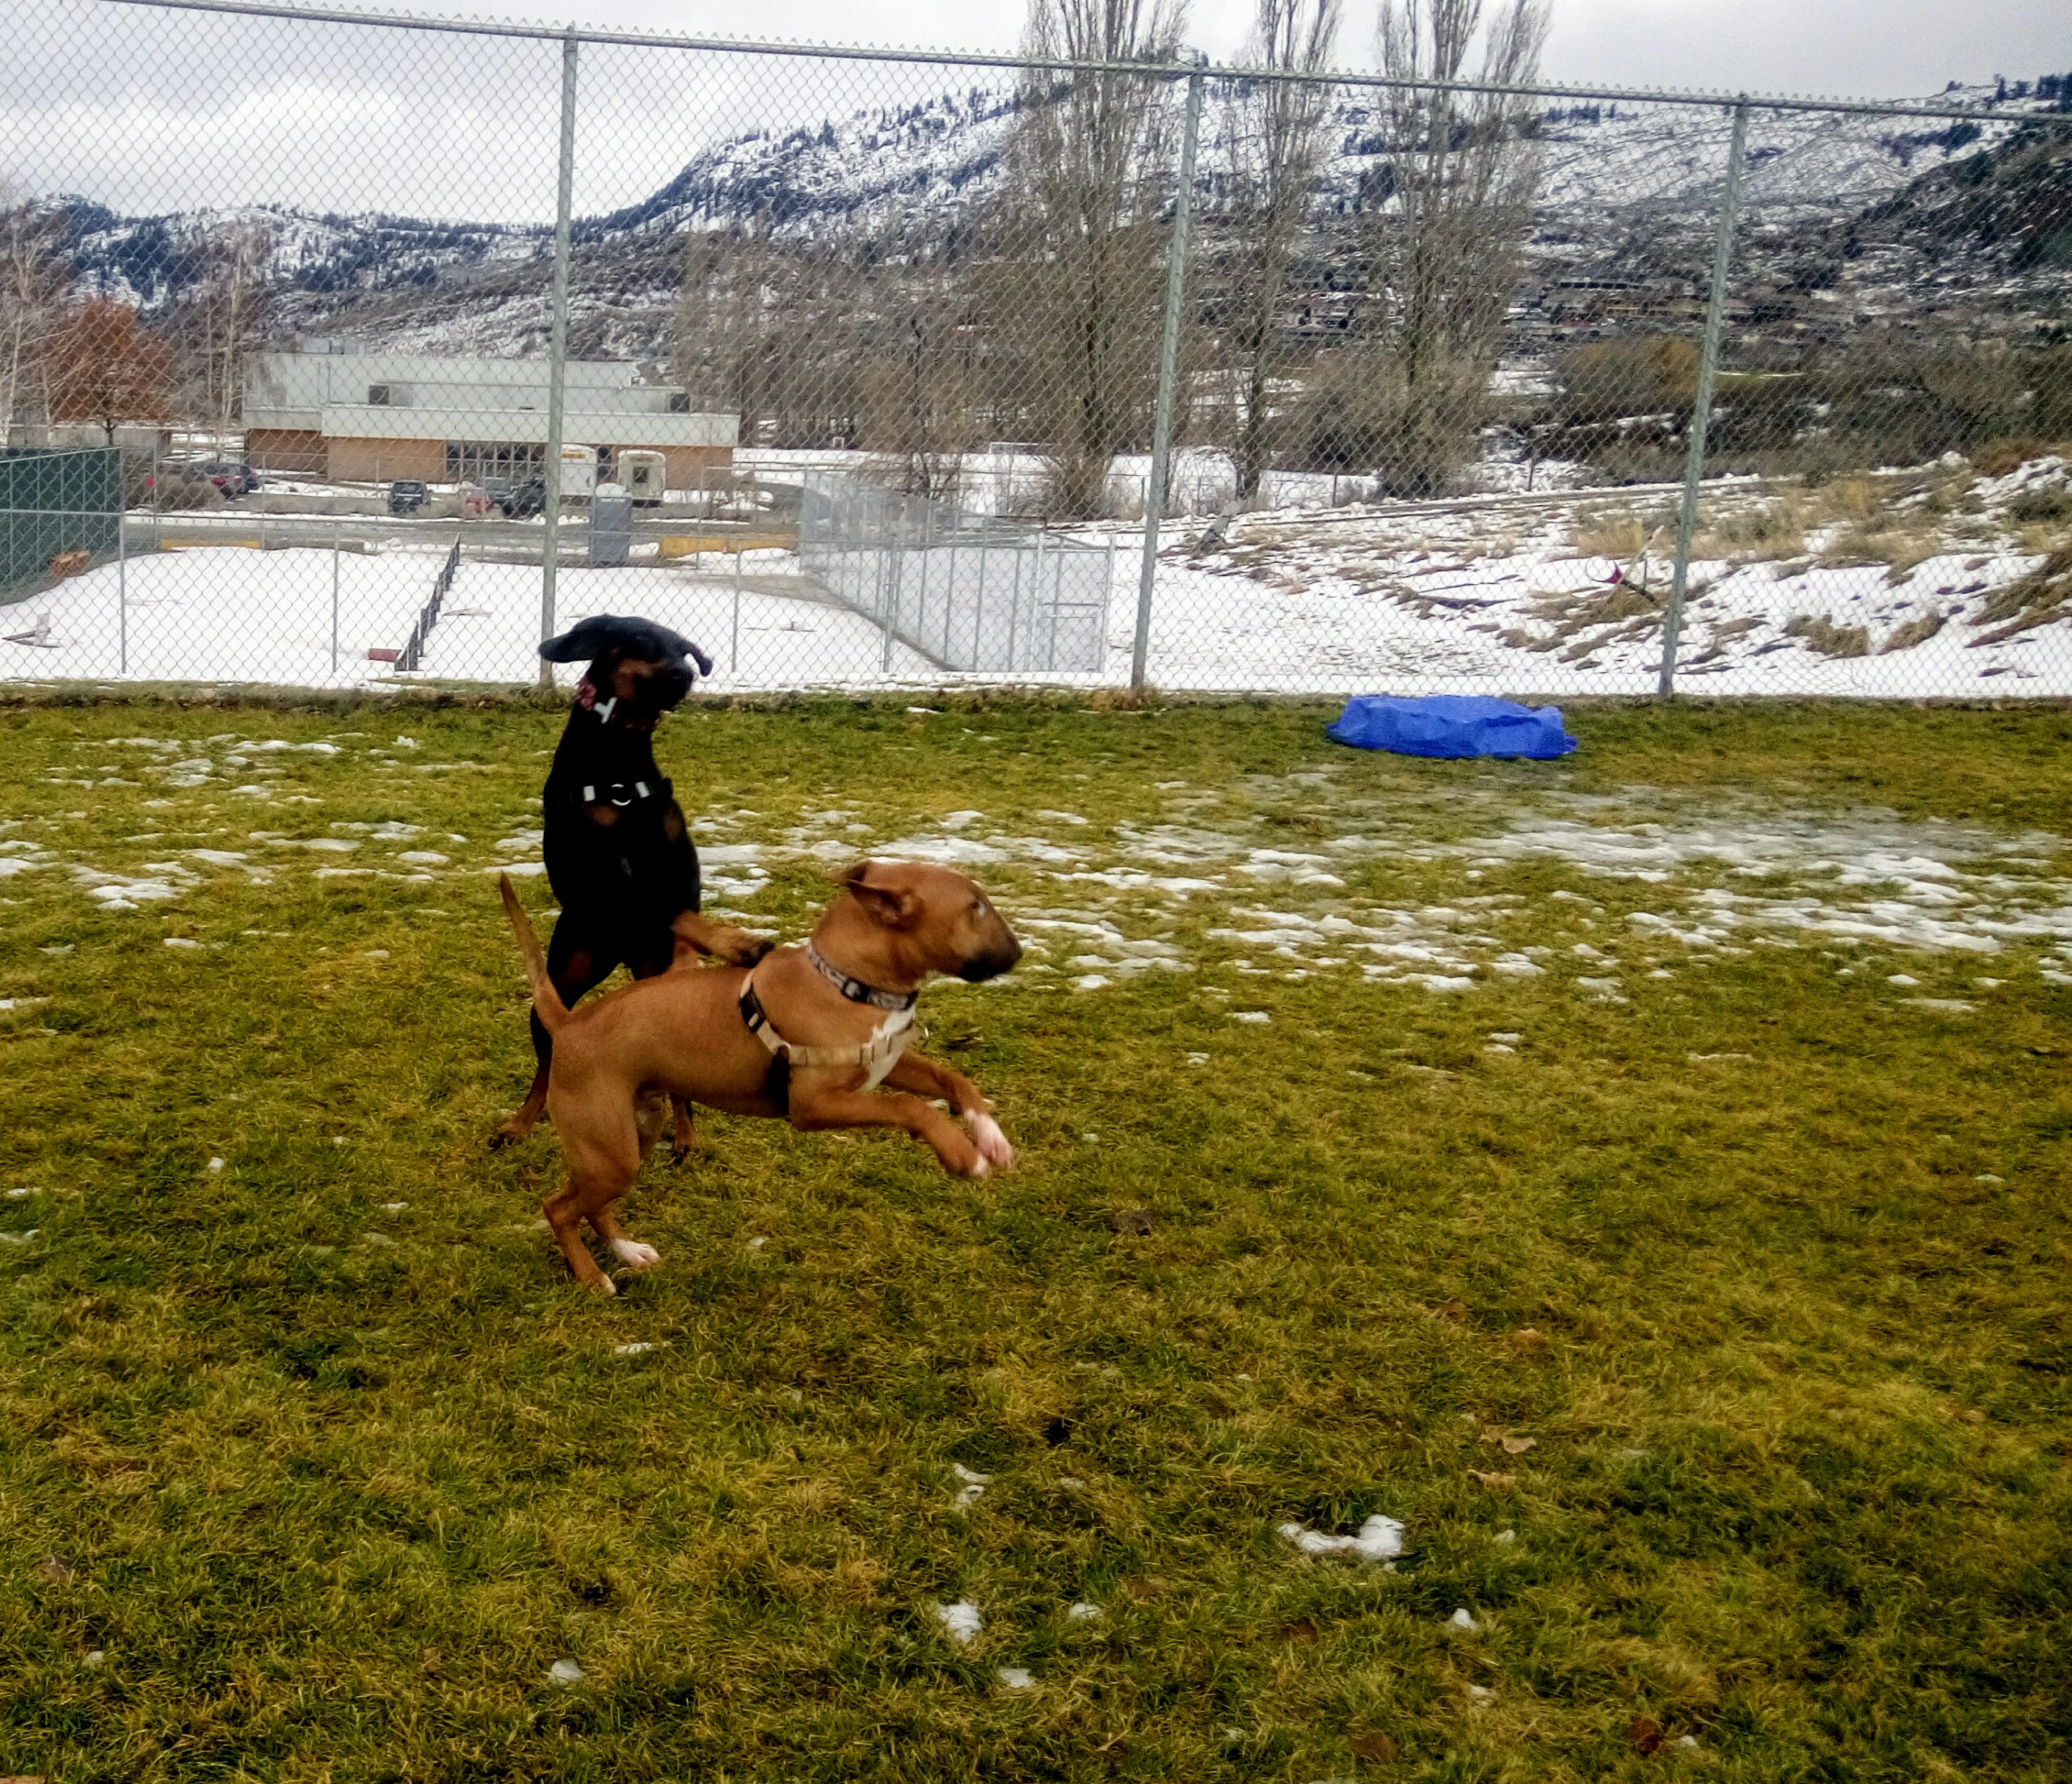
40 74 2067 361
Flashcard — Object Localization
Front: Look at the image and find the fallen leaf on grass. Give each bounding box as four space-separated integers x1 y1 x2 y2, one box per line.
1350 1732 1399 1765
1468 1470 1517 1490
1629 1716 1666 1756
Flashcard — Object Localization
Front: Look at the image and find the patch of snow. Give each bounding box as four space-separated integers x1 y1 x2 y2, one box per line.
1278 1513 1404 1562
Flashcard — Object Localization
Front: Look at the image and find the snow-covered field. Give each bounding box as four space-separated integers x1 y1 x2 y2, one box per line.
3 455 2065 695
0 547 936 691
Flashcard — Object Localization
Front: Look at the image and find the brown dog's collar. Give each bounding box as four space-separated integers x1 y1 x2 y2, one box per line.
806 941 918 1012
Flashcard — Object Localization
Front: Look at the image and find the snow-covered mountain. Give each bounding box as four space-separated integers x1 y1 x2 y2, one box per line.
44 72 2072 364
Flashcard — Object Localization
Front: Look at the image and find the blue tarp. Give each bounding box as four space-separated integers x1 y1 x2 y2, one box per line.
1327 694 1578 760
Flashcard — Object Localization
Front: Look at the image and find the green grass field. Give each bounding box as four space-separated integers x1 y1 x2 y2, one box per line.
1 696 2068 1782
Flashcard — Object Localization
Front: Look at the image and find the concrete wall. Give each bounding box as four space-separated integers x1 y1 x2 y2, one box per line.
318 404 737 450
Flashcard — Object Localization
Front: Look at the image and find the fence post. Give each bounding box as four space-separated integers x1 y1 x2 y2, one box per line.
1130 68 1205 694
1658 98 1750 699
538 27 579 688
331 520 340 674
117 499 128 678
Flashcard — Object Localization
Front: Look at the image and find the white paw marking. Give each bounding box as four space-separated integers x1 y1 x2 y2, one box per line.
611 1239 661 1269
968 1112 1015 1169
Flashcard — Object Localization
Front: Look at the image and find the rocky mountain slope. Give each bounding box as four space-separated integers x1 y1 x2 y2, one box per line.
44 73 2072 367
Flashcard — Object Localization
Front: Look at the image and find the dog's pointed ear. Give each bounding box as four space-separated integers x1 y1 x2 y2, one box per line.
540 615 617 663
839 860 916 928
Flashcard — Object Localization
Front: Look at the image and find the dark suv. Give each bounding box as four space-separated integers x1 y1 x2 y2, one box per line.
388 479 431 515
496 478 546 519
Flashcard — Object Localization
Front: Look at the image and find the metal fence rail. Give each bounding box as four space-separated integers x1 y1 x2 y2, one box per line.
0 0 2066 698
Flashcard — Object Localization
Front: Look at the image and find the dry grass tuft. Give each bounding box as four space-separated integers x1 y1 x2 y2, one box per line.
1784 615 1872 657
1880 612 1949 653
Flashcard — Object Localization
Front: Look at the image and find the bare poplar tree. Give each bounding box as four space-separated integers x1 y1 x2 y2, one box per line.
676 218 781 448
1009 0 1187 516
171 214 277 436
1341 0 1547 495
0 187 71 446
1216 0 1341 502
676 219 867 457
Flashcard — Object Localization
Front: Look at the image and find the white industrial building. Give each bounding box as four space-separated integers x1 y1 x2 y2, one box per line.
242 343 736 490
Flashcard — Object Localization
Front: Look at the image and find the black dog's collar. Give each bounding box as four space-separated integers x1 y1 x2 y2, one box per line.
581 780 656 808
562 774 671 810
806 942 918 1012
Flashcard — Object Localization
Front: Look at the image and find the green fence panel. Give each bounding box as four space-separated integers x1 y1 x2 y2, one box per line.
0 447 123 599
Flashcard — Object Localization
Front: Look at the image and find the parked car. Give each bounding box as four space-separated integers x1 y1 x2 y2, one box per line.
496 478 545 519
388 479 430 516
192 459 260 496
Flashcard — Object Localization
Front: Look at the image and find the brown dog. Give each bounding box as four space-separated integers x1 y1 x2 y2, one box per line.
499 860 1021 1294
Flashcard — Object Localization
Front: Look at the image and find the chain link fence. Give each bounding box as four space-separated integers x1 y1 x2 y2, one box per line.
0 0 2066 697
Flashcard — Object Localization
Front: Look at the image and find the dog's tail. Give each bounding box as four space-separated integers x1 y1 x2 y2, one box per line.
499 872 571 1035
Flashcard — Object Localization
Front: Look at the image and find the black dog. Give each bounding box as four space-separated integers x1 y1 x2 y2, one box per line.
492 613 769 1153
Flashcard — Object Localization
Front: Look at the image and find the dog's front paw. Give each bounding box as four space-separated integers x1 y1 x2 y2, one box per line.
936 1133 991 1180
716 928 773 968
611 1239 662 1270
967 1111 1015 1171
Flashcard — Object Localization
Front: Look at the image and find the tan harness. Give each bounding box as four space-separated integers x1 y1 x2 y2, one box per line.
738 949 919 1092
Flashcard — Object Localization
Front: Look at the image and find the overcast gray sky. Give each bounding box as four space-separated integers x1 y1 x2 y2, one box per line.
3 0 2066 223
546 0 2070 96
